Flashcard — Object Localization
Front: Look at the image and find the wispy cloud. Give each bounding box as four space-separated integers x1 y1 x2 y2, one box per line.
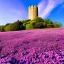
38 0 64 18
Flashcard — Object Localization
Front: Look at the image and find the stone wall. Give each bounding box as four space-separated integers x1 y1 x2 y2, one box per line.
28 5 38 20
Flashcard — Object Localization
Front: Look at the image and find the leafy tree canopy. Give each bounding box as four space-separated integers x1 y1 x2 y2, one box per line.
0 17 63 31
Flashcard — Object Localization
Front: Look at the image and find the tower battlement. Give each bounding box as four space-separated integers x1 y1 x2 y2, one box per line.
28 5 38 20
28 5 37 8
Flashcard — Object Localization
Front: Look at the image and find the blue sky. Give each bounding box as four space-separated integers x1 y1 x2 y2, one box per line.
0 0 64 26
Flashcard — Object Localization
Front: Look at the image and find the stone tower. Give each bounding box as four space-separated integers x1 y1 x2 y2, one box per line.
28 5 38 20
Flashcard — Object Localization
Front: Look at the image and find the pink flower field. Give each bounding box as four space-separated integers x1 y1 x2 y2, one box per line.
0 28 64 64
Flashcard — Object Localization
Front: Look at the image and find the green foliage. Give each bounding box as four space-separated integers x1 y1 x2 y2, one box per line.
5 20 25 31
5 23 11 27
11 20 21 31
21 19 31 23
57 22 62 27
21 19 31 29
0 17 63 32
0 26 5 32
44 19 53 24
26 24 30 30
53 21 62 28
33 17 44 22
26 22 34 30
31 21 44 28
4 24 12 31
46 24 54 28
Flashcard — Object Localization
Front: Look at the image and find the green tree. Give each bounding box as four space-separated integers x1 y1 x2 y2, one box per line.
5 20 25 31
4 24 12 31
33 17 44 22
10 20 24 31
44 19 53 28
53 21 62 28
5 23 11 27
31 21 45 28
26 22 34 30
1 17 62 32
22 20 31 29
57 22 62 27
0 26 5 32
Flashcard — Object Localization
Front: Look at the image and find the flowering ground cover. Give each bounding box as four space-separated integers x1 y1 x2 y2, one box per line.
0 28 64 64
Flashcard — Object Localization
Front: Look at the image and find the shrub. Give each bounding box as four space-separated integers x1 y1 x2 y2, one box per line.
33 17 44 22
4 20 25 31
26 23 33 30
4 24 12 31
0 26 5 32
32 22 45 28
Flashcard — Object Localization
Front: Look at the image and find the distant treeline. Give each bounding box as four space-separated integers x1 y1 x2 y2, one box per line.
0 17 63 32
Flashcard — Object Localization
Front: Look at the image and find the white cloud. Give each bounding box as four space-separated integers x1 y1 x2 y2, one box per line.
38 0 64 18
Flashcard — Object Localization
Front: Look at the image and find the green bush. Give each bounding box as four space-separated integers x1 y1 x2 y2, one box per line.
33 17 44 22
32 22 45 28
26 23 33 30
5 20 25 31
0 26 5 32
4 24 12 31
53 21 62 28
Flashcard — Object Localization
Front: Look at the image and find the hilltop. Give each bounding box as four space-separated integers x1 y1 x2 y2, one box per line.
0 17 62 32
